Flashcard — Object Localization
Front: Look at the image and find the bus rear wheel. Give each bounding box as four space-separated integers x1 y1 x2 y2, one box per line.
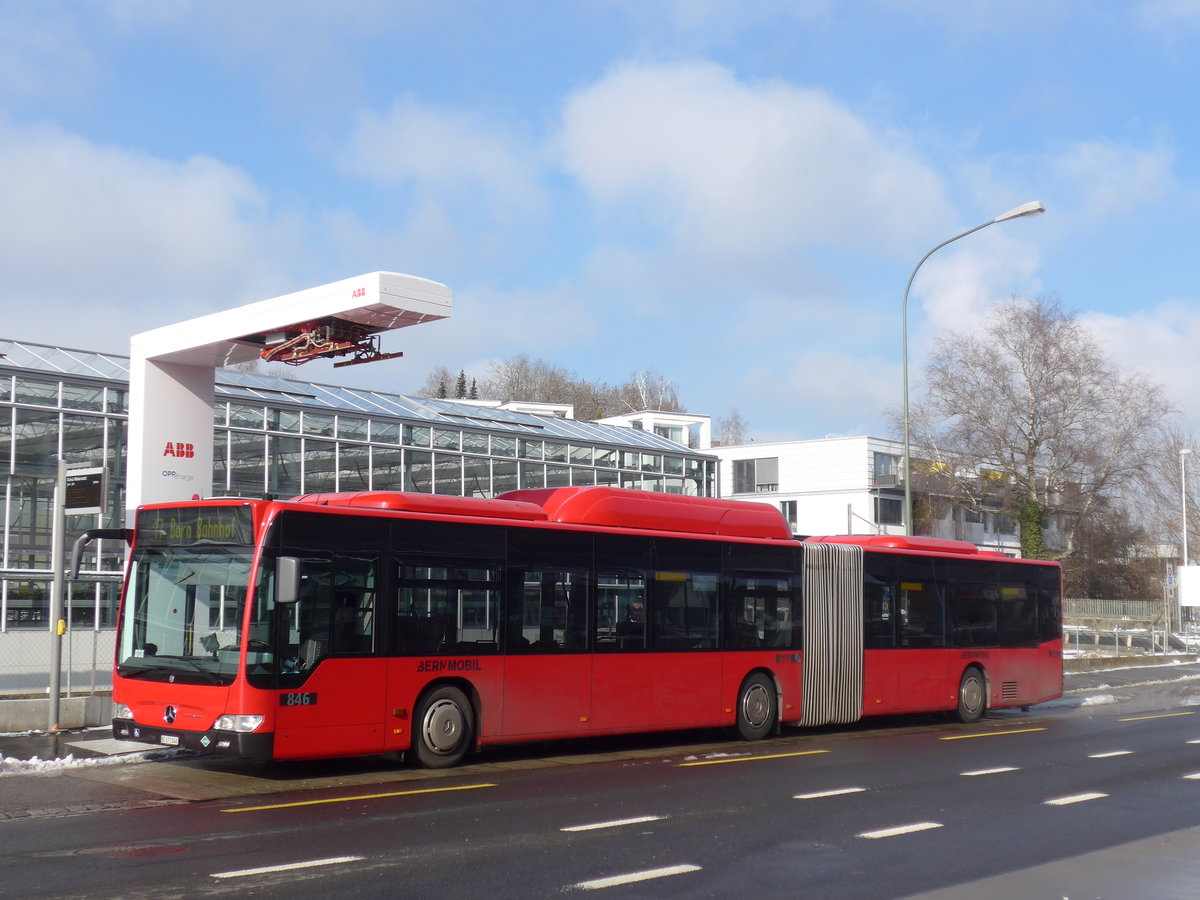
736 672 776 741
956 667 986 724
414 686 474 768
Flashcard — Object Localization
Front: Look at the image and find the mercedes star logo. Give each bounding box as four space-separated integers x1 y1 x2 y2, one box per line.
164 705 177 725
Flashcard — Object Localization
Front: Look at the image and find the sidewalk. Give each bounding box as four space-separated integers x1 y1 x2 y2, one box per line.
0 726 150 771
0 728 108 762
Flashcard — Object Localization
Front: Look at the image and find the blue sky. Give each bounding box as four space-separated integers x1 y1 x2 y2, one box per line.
3 1 1200 441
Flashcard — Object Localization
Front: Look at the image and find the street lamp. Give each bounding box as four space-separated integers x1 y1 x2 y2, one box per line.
901 201 1046 536
1182 449 1192 564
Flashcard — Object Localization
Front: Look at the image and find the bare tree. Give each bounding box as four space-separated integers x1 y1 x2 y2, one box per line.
910 296 1172 559
417 354 686 420
611 369 684 414
1132 420 1198 558
416 366 456 399
715 408 749 445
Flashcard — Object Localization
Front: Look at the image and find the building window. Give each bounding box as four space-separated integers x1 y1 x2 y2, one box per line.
654 424 684 444
875 497 903 526
733 457 779 493
873 452 900 487
780 500 798 533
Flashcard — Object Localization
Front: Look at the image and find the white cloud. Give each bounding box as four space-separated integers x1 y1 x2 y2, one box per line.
343 97 545 220
1049 139 1176 222
1136 0 1200 33
558 60 952 264
1083 302 1200 424
0 119 298 351
0 6 98 104
913 229 1045 337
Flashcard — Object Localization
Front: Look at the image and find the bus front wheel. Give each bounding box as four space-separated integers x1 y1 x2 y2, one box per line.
736 672 776 741
414 686 474 768
956 667 986 724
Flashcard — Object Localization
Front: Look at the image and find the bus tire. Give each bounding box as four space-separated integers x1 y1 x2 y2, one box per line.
956 667 986 724
736 672 776 741
414 685 474 768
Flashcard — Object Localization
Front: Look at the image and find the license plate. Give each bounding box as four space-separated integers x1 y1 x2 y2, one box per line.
160 734 179 746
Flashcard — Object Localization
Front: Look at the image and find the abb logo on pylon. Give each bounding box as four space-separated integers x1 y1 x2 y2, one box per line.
163 442 195 458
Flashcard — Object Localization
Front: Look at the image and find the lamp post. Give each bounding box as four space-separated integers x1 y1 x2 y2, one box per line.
1176 447 1191 648
901 201 1046 536
1182 449 1192 565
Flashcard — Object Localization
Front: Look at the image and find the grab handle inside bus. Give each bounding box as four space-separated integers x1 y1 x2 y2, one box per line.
276 556 302 604
69 528 132 580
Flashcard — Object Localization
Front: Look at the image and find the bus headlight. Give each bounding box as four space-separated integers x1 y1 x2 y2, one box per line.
113 703 133 719
214 714 264 733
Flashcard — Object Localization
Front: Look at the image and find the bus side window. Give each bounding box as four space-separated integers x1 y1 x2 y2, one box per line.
331 555 376 655
594 534 651 653
726 544 802 651
597 572 647 651
897 557 945 647
394 562 501 655
279 555 333 681
513 568 589 652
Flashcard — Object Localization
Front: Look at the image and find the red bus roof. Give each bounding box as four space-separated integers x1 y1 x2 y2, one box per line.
499 487 793 540
289 491 549 522
285 486 794 541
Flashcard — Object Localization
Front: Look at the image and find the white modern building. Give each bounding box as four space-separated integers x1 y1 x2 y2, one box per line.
709 435 1023 554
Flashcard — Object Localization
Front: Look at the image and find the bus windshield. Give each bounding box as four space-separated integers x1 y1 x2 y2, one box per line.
118 545 254 685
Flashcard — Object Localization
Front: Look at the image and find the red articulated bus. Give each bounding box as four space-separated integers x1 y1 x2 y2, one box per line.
82 486 1061 767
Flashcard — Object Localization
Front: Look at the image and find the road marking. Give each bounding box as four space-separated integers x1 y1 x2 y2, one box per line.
1044 792 1108 806
859 822 943 839
562 815 666 832
960 766 1019 776
212 855 363 879
940 728 1046 741
1182 773 1200 780
1187 739 1200 744
794 787 867 799
1119 712 1195 722
1089 750 1132 758
678 749 828 767
221 783 497 813
574 864 701 890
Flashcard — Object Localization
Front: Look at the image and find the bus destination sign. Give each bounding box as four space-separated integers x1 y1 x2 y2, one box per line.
137 506 254 547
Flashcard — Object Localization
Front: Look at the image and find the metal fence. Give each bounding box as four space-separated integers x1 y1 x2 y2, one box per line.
0 628 114 698
1064 599 1164 622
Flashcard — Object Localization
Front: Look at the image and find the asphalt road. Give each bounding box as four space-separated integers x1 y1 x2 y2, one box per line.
3 660 1200 899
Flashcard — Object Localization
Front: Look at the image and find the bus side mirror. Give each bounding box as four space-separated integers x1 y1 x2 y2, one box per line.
69 528 132 580
277 556 302 604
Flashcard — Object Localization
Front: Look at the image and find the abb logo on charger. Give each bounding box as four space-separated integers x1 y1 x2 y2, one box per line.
162 442 195 458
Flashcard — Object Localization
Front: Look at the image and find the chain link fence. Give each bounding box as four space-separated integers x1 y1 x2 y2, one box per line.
0 628 114 698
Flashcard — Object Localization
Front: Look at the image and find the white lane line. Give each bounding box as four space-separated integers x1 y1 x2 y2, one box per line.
1182 773 1200 780
1188 739 1200 745
212 855 363 879
1044 793 1108 806
960 766 1019 776
574 864 702 890
562 815 666 832
1088 750 1132 758
858 822 943 839
794 787 867 799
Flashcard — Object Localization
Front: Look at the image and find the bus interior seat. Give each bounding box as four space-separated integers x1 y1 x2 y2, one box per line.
299 638 326 669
